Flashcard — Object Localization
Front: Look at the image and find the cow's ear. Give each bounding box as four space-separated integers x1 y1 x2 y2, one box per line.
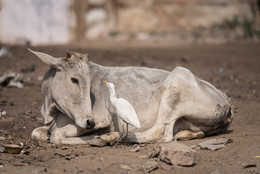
83 53 89 62
28 49 66 69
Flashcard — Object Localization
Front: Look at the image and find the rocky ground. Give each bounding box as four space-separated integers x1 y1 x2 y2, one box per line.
0 41 259 174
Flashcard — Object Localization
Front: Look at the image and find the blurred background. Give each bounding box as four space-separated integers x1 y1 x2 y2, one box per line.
0 0 259 45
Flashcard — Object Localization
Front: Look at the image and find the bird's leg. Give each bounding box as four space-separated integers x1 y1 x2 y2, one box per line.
114 133 126 148
114 122 128 147
124 123 129 145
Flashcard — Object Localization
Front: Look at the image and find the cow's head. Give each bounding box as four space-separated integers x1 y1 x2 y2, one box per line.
29 49 94 129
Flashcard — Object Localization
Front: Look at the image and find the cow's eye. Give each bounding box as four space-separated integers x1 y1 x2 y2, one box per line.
71 78 79 84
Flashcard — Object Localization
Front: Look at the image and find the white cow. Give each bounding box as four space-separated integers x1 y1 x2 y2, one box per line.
29 49 233 145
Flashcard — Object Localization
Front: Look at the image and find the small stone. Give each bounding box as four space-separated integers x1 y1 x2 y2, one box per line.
198 138 232 151
243 163 256 169
120 164 140 171
190 145 200 149
130 144 140 152
143 160 159 173
147 147 160 158
161 162 174 171
140 143 146 147
120 164 133 171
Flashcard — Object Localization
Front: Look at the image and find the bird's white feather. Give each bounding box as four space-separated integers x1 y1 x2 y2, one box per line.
104 81 141 129
115 98 140 129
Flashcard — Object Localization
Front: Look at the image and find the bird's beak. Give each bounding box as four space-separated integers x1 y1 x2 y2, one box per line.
103 80 108 85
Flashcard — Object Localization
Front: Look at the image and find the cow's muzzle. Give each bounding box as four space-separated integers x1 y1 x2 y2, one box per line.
86 119 95 129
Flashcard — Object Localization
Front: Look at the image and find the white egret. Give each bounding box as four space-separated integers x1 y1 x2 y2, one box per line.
103 80 140 145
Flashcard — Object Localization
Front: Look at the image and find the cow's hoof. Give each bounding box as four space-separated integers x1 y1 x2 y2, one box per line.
89 137 107 147
175 130 204 141
100 132 120 145
50 134 63 145
31 128 49 142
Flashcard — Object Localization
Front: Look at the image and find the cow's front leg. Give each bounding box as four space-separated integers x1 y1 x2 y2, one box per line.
94 119 111 129
31 126 49 142
50 123 90 145
126 86 181 143
50 117 112 145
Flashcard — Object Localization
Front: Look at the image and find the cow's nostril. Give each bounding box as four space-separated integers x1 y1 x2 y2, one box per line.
86 119 95 129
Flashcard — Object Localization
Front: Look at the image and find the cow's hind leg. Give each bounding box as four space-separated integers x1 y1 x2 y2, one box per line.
173 118 205 140
126 85 180 143
126 96 173 143
160 116 178 142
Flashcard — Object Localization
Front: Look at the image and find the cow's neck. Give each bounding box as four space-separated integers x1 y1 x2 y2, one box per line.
88 61 110 83
88 61 106 76
109 87 117 106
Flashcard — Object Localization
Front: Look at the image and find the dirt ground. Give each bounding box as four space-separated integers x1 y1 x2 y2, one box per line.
0 41 259 174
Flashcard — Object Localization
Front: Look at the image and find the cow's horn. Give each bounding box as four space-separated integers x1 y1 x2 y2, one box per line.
66 50 72 59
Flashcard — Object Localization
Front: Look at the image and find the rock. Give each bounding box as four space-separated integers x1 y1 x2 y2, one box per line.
0 117 14 129
242 163 256 169
120 164 133 171
130 144 140 152
139 143 146 147
143 160 159 173
190 145 200 149
120 164 140 171
147 147 160 158
159 141 197 167
160 162 174 171
198 138 232 151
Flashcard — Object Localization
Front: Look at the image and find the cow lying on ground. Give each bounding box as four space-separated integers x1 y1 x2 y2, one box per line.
29 49 233 145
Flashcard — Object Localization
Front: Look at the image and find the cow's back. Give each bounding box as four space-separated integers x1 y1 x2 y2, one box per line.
90 63 170 107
